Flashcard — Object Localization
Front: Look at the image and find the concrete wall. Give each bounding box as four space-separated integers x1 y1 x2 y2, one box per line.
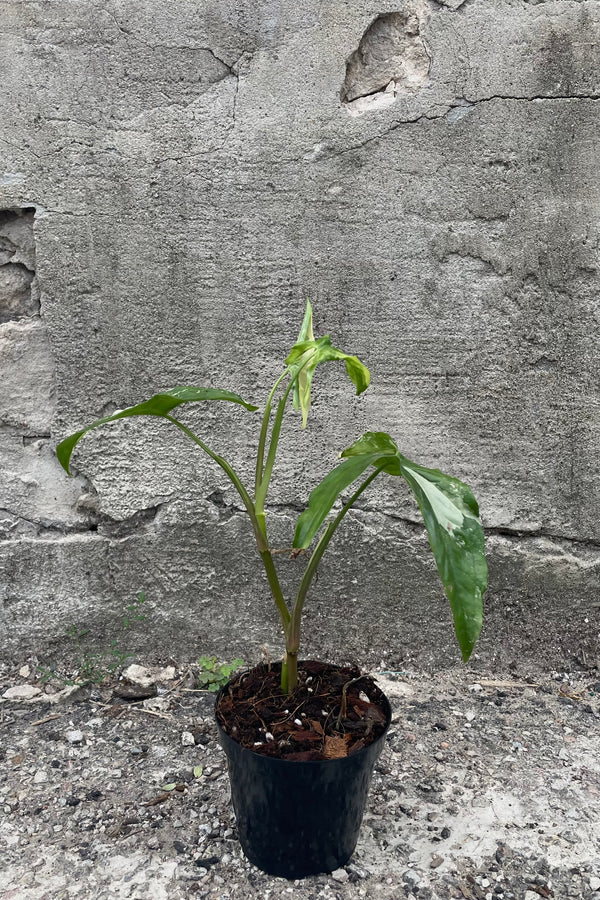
1 0 599 672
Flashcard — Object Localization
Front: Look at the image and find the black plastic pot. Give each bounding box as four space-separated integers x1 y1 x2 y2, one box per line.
215 674 391 879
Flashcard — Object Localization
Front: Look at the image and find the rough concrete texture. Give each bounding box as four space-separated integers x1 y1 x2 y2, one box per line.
1 0 599 669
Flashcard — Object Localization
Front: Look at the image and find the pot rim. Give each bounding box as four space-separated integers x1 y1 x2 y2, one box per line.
214 659 392 767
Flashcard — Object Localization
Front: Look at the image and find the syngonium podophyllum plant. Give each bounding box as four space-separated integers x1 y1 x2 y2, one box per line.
57 302 487 694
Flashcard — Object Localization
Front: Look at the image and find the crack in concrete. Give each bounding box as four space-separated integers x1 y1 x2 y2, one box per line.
299 93 600 164
0 503 165 541
4 490 598 554
203 495 600 554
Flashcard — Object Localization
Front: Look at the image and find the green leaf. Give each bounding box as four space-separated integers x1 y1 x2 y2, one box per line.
397 463 486 662
294 431 487 661
161 783 177 791
193 765 203 778
293 453 382 549
56 387 258 475
289 300 315 426
285 303 370 428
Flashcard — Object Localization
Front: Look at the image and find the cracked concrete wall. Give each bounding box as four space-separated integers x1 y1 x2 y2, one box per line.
1 0 599 672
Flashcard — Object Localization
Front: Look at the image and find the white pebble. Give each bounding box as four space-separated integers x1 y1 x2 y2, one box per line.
181 731 195 746
331 868 349 883
66 730 84 744
3 685 42 701
33 770 48 783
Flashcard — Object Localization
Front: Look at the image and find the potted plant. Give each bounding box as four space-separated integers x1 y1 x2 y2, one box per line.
57 302 487 878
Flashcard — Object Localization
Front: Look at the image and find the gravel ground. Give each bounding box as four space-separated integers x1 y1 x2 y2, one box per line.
1 661 600 900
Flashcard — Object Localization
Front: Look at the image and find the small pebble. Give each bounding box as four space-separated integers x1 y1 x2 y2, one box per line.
194 856 219 869
590 877 600 892
33 770 48 783
65 730 84 744
430 854 444 869
181 732 195 747
121 664 156 687
113 682 157 701
331 868 349 883
561 829 579 844
346 863 369 880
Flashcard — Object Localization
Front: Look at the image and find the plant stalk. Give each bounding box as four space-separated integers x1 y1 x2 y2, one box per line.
260 549 291 630
284 467 383 688
255 370 288 497
164 414 259 531
255 380 295 514
164 415 291 634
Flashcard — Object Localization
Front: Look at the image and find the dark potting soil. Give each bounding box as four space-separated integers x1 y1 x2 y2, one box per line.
215 660 389 761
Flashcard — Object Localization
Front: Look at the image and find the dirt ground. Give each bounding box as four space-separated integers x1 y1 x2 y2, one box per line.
1 660 599 900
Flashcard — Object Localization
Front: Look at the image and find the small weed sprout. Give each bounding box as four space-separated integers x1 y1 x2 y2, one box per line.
36 591 149 686
197 656 245 692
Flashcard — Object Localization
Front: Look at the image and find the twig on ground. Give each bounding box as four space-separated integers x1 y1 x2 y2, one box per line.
31 714 61 727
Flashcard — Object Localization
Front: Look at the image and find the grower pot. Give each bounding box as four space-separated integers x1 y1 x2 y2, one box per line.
215 667 392 879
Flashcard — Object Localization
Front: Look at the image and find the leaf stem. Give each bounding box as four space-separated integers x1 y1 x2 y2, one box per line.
164 415 291 633
255 379 295 514
286 467 383 664
255 371 288 497
260 549 291 630
163 415 263 544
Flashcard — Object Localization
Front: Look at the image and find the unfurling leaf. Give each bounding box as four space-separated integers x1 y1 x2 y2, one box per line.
56 387 258 475
294 431 487 662
286 301 370 428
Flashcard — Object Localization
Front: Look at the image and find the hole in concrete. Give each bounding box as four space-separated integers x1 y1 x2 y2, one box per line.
0 207 39 323
341 11 431 117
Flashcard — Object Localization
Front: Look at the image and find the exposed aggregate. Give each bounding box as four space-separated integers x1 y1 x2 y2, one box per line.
1 662 599 900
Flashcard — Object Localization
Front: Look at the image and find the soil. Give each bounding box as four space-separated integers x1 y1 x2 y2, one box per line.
215 660 390 760
1 658 600 900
